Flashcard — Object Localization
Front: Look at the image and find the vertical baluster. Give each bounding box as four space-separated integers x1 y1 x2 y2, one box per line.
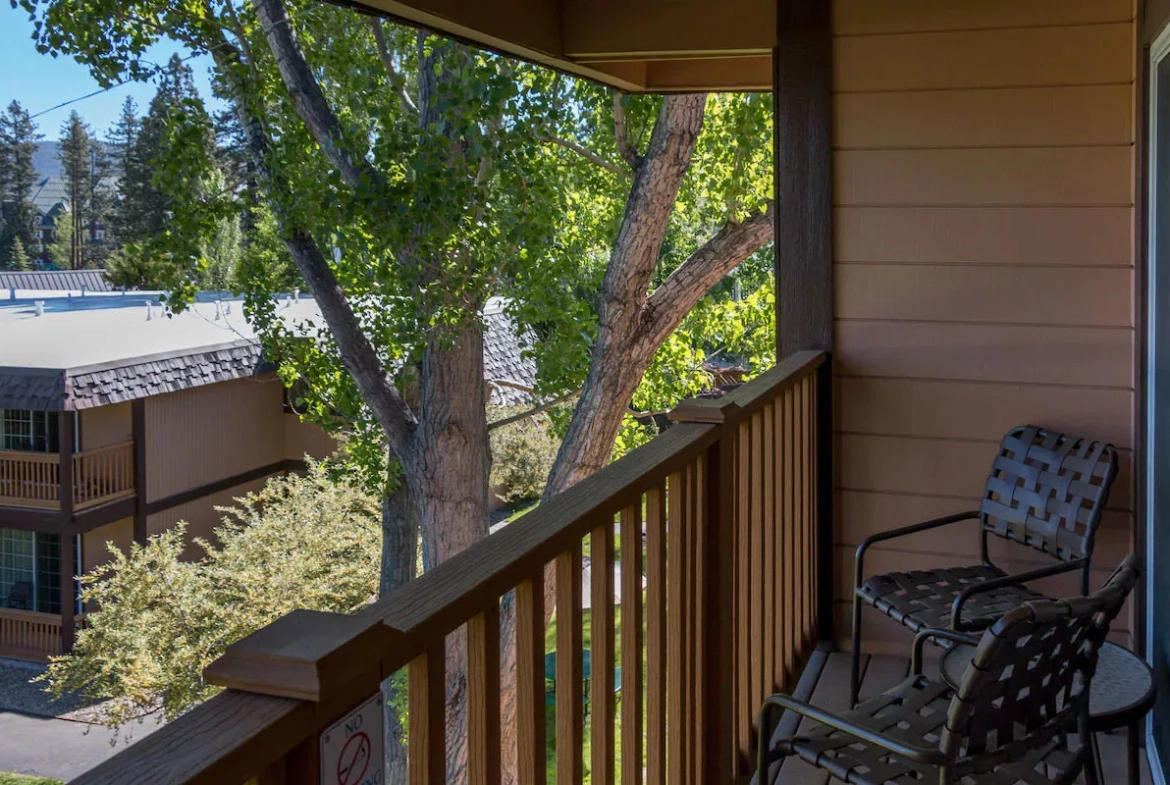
773 395 785 685
802 377 813 645
763 405 776 694
690 455 705 784
620 503 644 785
408 644 446 785
515 576 546 785
735 422 751 757
787 387 799 676
555 544 583 785
750 411 765 717
666 471 684 785
645 484 667 785
590 520 615 785
468 605 501 785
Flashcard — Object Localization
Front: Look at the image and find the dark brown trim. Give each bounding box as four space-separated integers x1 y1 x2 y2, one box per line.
1136 1 1153 658
59 531 75 652
0 507 66 534
774 1 832 357
71 497 137 535
132 400 147 544
58 412 74 523
144 459 306 517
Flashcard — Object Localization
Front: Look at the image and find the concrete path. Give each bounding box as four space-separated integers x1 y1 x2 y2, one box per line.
0 710 160 782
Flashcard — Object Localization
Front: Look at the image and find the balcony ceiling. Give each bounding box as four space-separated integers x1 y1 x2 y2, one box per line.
338 0 776 92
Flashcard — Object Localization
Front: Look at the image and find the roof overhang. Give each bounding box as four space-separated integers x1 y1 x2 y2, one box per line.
333 0 776 92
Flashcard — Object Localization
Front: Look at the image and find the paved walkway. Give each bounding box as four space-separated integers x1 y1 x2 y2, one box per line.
0 658 160 781
0 710 159 782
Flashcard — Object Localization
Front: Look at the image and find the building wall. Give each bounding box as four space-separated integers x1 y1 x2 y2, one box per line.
81 517 133 574
144 376 288 504
831 0 1137 650
147 476 269 560
79 403 132 451
283 413 336 462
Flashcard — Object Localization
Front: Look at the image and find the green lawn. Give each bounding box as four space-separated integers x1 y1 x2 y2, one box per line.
0 774 63 785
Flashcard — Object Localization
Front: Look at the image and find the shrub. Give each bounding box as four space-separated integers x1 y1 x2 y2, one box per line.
489 407 561 503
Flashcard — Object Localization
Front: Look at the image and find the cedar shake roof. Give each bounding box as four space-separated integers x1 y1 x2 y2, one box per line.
0 294 532 411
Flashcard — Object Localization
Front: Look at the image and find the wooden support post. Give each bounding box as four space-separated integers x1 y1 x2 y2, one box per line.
58 412 75 653
774 0 832 358
132 400 147 544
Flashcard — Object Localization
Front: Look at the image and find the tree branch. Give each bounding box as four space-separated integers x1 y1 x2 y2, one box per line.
641 201 775 349
487 389 581 432
613 92 640 169
209 28 416 456
545 136 630 178
368 17 418 114
252 0 386 192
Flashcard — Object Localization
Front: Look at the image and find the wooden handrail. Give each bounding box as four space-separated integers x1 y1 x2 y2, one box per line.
72 349 832 785
0 449 58 463
0 449 61 508
0 607 65 662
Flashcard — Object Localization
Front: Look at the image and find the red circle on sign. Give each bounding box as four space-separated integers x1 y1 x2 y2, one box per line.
337 731 371 785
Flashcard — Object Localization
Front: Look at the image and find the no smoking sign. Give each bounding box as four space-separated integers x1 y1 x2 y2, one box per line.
320 693 385 785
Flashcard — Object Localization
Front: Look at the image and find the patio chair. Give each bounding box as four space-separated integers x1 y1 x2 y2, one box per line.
759 554 1138 785
4 580 31 610
850 425 1117 705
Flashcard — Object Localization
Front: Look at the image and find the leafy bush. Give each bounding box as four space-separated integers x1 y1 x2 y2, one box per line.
489 407 561 503
41 462 380 728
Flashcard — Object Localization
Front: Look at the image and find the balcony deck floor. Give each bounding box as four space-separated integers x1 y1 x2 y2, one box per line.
769 650 1152 785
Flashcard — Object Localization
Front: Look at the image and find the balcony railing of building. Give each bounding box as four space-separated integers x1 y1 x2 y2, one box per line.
0 607 83 662
73 350 833 785
0 441 135 512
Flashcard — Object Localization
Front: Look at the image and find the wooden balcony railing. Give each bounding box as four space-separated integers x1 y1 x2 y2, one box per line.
0 441 135 512
72 350 832 785
0 450 60 509
0 607 65 662
72 441 135 510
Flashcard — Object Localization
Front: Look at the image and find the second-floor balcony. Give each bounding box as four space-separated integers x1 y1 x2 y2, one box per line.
0 441 136 512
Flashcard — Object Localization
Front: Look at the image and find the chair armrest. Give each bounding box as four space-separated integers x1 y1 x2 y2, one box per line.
910 628 981 676
855 511 980 589
758 693 949 765
950 558 1085 631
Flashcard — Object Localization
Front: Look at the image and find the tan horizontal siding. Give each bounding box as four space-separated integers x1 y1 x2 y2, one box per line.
833 0 1133 36
835 378 1133 448
835 206 1134 266
835 265 1132 327
834 24 1133 93
834 85 1132 149
835 147 1133 207
81 517 134 574
831 1 1136 657
837 490 1133 568
838 433 1134 511
836 321 1133 388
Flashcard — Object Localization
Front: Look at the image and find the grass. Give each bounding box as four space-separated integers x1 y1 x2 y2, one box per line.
0 774 64 785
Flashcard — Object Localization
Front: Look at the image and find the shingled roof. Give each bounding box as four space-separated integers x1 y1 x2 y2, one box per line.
0 294 533 411
0 269 114 293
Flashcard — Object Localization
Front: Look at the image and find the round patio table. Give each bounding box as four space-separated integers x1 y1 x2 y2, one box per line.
941 641 1154 785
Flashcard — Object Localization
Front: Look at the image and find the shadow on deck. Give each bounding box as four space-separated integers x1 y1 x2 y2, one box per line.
767 649 1152 785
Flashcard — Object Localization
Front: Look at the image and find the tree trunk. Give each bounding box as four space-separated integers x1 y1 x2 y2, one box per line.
380 481 417 784
403 320 491 782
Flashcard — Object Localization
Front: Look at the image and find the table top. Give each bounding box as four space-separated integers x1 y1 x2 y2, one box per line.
940 641 1155 731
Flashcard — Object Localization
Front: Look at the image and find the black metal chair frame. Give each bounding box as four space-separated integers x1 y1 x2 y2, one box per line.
760 555 1138 785
850 425 1118 706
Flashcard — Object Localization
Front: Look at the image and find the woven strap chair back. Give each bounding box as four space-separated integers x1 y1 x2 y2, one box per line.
940 556 1138 765
980 426 1117 562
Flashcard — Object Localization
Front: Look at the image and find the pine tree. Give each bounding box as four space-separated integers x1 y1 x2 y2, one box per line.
6 236 31 271
45 211 72 269
0 101 42 253
106 96 143 245
119 55 210 244
57 111 95 270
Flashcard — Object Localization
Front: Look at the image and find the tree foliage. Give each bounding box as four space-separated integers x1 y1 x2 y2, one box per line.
40 463 380 729
0 100 42 255
3 235 32 271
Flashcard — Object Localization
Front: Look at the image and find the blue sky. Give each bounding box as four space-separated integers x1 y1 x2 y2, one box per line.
0 4 223 138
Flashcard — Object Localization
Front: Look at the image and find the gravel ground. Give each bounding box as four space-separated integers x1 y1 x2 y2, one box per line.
0 659 94 721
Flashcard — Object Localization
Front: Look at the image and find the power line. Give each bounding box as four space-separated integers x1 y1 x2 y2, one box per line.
27 4 325 122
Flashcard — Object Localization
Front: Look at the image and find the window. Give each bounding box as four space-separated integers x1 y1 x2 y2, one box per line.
0 410 59 453
0 529 65 614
